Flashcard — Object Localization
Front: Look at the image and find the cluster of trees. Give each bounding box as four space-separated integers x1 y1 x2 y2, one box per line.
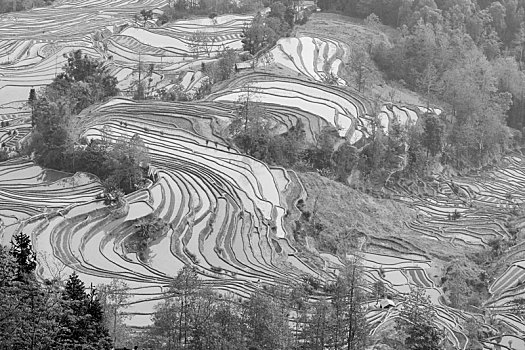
140 262 445 350
320 0 525 171
230 89 306 167
242 0 309 55
0 0 55 13
124 213 168 261
439 258 488 310
230 93 430 186
0 232 112 349
28 50 149 194
372 27 517 169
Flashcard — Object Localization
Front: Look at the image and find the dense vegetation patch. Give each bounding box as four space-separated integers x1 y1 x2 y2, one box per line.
28 50 148 194
242 0 311 56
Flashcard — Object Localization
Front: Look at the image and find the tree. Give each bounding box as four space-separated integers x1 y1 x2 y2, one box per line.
338 255 369 350
242 13 281 55
332 141 358 182
101 134 150 194
304 126 339 171
395 287 445 350
231 84 274 160
139 9 153 26
28 88 36 127
416 63 441 108
208 47 238 83
441 258 486 309
30 49 118 170
10 232 37 280
301 300 332 350
462 317 485 350
170 266 201 348
243 287 293 350
372 280 386 302
55 273 112 350
207 299 246 350
421 114 444 157
150 297 181 349
98 279 131 349
348 48 375 92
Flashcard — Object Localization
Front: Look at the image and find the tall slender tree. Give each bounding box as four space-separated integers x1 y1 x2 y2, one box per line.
10 232 37 280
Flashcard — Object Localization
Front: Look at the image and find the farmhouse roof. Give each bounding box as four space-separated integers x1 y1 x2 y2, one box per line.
235 62 252 70
379 299 396 309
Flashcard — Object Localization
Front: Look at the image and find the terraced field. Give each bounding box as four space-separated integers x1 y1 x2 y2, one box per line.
1 1 525 348
0 0 251 113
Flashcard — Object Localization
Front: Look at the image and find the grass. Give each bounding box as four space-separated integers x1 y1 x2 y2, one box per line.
295 171 470 272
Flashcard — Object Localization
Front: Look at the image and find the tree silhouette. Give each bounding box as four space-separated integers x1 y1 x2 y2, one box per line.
10 232 37 280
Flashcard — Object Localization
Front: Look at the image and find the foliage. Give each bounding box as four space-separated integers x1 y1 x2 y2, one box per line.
30 49 120 172
303 126 339 171
98 279 131 348
440 258 487 309
0 243 113 350
136 9 153 26
55 272 112 350
142 259 371 350
395 288 445 350
334 256 369 350
242 1 301 55
62 134 149 194
299 256 369 349
10 231 37 280
29 50 148 195
348 47 377 92
230 86 306 167
243 288 293 350
421 114 445 157
125 214 167 261
0 242 61 350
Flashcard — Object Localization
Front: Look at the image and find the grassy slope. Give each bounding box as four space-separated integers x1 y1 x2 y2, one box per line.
297 172 467 278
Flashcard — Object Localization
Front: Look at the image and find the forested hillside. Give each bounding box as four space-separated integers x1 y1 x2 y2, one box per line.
318 0 525 171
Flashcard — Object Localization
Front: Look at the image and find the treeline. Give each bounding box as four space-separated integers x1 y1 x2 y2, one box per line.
318 0 525 172
371 19 521 169
27 50 149 194
137 264 447 350
0 0 55 13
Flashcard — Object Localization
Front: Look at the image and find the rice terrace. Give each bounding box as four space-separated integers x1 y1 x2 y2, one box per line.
1 0 525 349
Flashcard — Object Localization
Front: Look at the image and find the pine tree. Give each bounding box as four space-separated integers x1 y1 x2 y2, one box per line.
333 255 369 350
56 273 111 350
1 245 62 350
28 88 37 127
10 232 37 280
